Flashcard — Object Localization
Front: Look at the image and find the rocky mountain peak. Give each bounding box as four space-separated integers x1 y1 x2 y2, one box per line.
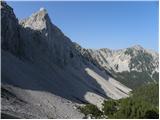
130 45 143 51
20 7 51 31
35 7 48 19
39 7 47 12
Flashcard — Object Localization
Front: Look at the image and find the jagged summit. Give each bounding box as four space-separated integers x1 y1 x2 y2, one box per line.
20 7 64 42
39 7 47 12
20 7 51 31
130 44 143 50
90 45 144 53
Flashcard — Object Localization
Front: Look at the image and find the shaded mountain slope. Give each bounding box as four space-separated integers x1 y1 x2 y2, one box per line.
1 2 131 118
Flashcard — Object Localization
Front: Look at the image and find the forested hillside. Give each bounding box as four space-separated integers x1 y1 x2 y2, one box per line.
79 83 159 119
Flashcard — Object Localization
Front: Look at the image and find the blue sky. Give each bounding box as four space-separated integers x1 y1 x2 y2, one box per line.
7 1 158 51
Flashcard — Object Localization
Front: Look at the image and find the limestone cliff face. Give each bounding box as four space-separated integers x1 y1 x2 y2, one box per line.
19 7 85 67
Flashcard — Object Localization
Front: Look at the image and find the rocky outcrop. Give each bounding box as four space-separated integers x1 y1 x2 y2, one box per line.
19 8 79 66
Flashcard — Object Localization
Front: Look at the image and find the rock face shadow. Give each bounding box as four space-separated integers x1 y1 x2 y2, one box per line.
1 1 110 105
2 48 110 104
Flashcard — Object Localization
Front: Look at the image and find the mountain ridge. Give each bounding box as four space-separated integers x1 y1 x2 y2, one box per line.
82 45 158 88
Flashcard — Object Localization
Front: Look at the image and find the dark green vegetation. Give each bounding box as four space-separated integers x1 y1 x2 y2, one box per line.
132 83 159 106
78 104 103 118
102 97 158 119
114 71 155 89
79 83 159 119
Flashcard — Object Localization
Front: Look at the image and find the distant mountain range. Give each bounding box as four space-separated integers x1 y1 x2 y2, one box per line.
1 1 159 118
75 44 159 88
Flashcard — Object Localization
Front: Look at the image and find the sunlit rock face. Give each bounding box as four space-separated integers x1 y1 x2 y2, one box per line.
80 45 159 88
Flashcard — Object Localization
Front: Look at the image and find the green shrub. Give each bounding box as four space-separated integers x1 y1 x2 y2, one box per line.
102 98 159 119
79 104 103 118
144 110 159 119
132 83 159 106
102 100 117 116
